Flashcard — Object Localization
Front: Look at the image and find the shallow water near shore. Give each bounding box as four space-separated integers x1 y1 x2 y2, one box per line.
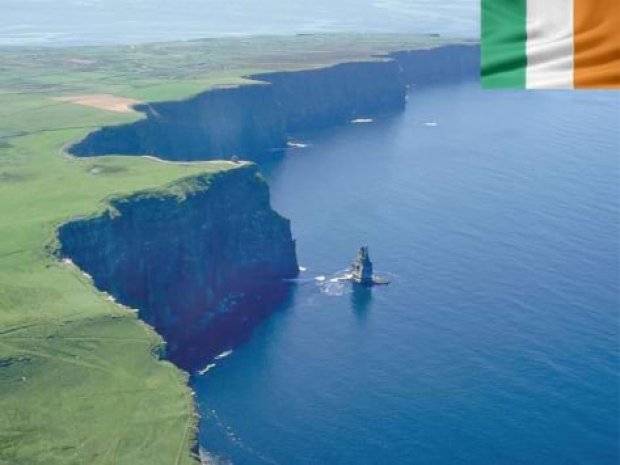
192 83 619 464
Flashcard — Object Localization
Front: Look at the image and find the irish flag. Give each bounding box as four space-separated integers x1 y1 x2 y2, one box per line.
482 0 620 89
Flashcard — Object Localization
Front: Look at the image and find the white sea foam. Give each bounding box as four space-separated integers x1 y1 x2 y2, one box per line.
62 257 93 281
287 141 309 148
424 122 438 127
197 363 216 376
315 275 326 282
215 350 233 360
351 118 374 124
299 266 307 272
320 280 347 296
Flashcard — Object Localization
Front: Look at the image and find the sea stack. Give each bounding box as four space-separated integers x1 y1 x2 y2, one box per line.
351 246 375 286
351 246 390 286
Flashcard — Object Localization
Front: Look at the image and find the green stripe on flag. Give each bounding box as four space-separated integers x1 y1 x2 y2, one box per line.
482 0 527 88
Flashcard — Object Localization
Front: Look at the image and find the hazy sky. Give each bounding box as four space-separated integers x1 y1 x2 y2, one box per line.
2 0 479 45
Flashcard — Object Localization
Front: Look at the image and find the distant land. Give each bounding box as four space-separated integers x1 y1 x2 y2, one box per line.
0 0 479 46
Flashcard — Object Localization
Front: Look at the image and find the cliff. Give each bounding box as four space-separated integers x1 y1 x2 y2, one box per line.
250 60 406 132
59 45 479 362
69 45 478 162
58 164 298 368
71 84 287 161
391 44 480 86
70 60 406 161
69 45 480 160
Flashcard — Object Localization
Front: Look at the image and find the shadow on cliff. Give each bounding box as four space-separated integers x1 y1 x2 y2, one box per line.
168 282 298 371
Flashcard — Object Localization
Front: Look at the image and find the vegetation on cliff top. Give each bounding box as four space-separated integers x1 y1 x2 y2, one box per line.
0 34 452 464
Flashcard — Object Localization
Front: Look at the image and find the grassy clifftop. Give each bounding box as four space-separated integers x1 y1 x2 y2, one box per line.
0 151 232 464
0 34 454 464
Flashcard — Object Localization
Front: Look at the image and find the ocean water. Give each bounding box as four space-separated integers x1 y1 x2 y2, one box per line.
193 83 619 465
0 0 477 46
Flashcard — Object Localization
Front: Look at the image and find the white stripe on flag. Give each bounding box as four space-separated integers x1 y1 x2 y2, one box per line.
526 0 574 89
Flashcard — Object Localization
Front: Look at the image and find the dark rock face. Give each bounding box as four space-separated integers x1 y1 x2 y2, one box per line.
390 44 480 86
251 60 406 132
69 45 480 162
58 165 298 368
70 59 407 161
71 85 287 161
351 246 374 286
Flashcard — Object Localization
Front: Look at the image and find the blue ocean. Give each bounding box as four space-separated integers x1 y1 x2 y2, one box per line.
193 83 619 464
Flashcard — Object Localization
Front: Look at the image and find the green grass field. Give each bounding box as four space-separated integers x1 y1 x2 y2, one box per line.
0 34 451 464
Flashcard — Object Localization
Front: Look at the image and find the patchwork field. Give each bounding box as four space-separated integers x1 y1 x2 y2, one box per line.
51 94 142 113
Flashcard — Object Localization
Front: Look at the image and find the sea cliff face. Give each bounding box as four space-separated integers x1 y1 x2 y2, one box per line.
69 45 479 162
391 44 480 86
70 60 405 161
72 84 287 161
58 165 298 367
251 60 406 132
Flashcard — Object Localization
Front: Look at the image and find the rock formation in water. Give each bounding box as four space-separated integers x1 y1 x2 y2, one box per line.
58 165 298 367
351 246 374 286
350 246 390 286
69 45 480 162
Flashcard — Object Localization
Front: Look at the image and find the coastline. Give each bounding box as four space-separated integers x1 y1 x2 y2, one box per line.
60 43 479 462
0 37 478 464
67 44 479 162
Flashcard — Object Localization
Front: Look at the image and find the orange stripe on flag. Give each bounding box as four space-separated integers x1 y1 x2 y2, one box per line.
574 0 620 88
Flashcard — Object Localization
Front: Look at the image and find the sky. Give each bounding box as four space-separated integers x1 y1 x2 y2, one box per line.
1 0 479 46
